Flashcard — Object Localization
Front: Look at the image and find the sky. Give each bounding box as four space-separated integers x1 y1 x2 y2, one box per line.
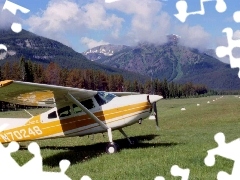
0 0 240 63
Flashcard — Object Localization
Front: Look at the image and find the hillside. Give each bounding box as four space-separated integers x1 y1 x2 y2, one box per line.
0 29 148 82
84 42 240 90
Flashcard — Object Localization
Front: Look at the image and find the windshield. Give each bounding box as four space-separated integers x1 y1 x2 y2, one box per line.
95 91 117 106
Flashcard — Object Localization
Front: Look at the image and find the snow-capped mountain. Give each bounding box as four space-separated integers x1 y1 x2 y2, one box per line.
83 44 131 61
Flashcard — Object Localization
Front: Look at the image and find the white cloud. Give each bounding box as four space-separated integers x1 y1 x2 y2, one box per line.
105 0 170 45
26 0 171 51
81 37 109 49
27 0 80 33
233 30 240 39
105 0 162 17
83 2 123 30
176 24 211 50
26 0 123 48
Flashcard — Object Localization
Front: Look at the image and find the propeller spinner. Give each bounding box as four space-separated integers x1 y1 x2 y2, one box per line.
147 95 162 130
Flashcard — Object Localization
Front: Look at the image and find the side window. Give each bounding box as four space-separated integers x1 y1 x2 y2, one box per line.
73 104 82 113
58 106 71 117
81 99 95 109
48 111 57 119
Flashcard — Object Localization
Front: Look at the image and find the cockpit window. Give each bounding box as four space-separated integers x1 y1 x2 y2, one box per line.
58 106 71 117
48 111 57 119
95 91 116 106
81 99 95 109
73 104 82 113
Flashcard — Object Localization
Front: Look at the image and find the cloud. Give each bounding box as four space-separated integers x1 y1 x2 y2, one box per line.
105 0 170 45
233 30 240 39
176 24 211 50
81 37 109 49
26 0 123 47
26 0 171 51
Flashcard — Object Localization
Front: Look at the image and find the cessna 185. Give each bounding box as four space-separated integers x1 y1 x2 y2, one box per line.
0 80 162 153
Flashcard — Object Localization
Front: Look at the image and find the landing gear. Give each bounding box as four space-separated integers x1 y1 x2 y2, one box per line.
119 128 138 145
106 143 119 154
129 137 139 145
105 128 119 153
67 93 119 154
138 118 142 124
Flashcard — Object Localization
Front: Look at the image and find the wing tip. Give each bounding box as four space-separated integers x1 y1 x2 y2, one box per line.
0 80 13 87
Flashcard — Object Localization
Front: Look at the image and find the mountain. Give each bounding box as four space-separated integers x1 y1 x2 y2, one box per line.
83 44 131 61
83 39 240 90
0 29 148 82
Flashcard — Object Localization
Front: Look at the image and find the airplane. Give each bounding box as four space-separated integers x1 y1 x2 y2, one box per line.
0 80 162 153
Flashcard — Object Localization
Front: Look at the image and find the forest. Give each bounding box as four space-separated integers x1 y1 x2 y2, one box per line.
0 57 218 110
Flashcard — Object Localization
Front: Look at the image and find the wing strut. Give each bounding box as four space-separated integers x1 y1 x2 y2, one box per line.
66 93 113 143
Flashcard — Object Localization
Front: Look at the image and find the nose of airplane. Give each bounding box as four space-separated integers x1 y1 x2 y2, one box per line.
148 95 163 103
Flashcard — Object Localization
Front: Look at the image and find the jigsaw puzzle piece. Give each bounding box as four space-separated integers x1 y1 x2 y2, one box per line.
205 132 240 165
174 0 189 23
171 165 190 180
233 11 240 23
21 142 42 173
81 175 92 180
154 176 165 180
216 28 240 78
205 132 240 179
217 171 235 180
0 44 8 59
215 0 227 13
38 160 72 180
2 0 30 33
0 141 20 170
154 165 190 180
175 0 227 23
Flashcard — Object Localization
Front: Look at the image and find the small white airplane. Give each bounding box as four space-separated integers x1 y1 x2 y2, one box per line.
0 80 162 153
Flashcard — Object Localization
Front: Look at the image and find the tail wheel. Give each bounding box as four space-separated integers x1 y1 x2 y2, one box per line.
106 143 119 154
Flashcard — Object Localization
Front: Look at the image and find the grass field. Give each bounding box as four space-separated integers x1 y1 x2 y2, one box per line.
1 95 240 179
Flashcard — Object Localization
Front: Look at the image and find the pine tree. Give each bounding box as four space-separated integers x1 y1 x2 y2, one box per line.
0 66 2 81
162 78 169 99
19 56 26 81
59 68 69 86
11 62 21 80
2 62 10 80
33 64 45 83
44 62 61 85
66 69 84 88
108 75 117 91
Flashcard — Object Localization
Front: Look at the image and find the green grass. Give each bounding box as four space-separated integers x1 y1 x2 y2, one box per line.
1 95 240 179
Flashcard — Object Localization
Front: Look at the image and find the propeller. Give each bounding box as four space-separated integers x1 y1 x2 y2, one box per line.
147 95 160 130
148 70 160 130
153 102 159 130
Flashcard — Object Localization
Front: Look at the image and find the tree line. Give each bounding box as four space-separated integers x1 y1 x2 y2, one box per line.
0 57 215 109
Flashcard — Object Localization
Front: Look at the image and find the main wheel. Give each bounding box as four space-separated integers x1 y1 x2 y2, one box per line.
106 143 119 154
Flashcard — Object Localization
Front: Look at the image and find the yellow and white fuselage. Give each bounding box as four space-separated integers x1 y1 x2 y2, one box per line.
0 80 162 152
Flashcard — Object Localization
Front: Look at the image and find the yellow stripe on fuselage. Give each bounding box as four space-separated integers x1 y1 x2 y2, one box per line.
0 102 151 143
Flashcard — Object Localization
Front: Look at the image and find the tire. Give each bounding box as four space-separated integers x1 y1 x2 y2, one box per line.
106 142 119 154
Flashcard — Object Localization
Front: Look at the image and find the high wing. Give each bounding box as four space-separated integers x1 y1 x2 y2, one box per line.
0 80 97 107
110 92 140 96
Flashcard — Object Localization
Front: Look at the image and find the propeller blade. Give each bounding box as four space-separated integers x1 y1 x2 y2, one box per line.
153 102 159 130
147 94 160 130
